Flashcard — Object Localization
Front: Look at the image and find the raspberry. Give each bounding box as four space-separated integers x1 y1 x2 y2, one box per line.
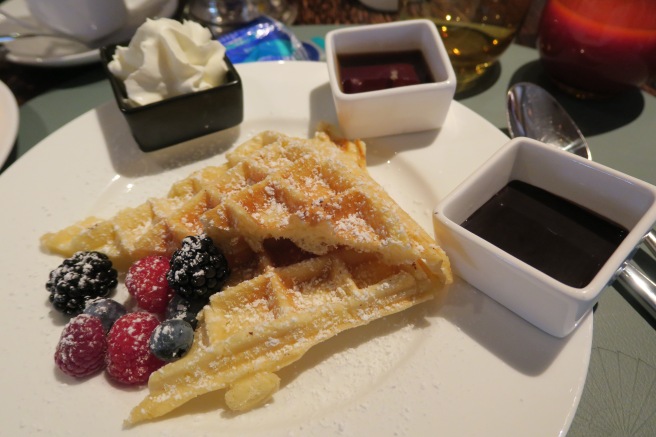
125 256 173 315
54 314 107 378
106 312 164 385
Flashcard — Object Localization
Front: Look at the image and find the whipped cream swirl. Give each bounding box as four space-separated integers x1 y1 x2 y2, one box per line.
109 18 229 106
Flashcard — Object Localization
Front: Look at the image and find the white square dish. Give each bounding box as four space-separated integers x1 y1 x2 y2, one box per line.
434 137 656 337
325 19 456 139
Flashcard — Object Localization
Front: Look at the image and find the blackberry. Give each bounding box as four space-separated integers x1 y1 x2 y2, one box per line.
46 251 118 316
167 235 230 300
165 294 207 329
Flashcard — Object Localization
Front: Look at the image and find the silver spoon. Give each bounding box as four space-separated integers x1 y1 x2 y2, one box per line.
507 82 656 321
507 81 591 159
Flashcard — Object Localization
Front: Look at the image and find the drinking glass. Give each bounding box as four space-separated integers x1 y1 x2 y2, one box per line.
185 0 297 34
538 0 656 98
399 0 532 92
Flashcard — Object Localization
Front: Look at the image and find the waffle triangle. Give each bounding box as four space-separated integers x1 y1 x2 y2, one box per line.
39 130 451 423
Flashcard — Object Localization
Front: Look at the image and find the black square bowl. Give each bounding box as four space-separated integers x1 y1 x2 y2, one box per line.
100 45 244 152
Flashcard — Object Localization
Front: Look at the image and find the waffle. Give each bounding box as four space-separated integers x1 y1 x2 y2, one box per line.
39 129 367 271
40 129 452 423
128 250 444 424
200 130 448 279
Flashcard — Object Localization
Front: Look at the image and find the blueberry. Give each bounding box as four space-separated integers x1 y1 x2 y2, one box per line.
165 294 206 329
83 298 127 333
149 319 195 362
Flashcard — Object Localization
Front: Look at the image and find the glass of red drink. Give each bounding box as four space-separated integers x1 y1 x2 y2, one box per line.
538 0 656 98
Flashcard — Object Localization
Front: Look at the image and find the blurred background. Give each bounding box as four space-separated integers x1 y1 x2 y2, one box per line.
294 0 545 47
0 0 548 104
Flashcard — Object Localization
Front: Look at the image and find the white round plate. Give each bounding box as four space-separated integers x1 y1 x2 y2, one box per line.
0 80 18 168
0 0 179 67
0 62 591 436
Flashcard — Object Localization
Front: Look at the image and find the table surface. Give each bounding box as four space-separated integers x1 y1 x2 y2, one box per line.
2 20 656 436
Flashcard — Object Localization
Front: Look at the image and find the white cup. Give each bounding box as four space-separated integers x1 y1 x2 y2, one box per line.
25 0 167 43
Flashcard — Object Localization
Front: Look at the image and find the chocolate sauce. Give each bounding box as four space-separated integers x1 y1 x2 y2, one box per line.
337 50 434 94
461 180 628 288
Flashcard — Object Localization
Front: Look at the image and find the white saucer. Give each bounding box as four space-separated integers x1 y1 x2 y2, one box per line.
0 0 179 67
0 80 18 169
